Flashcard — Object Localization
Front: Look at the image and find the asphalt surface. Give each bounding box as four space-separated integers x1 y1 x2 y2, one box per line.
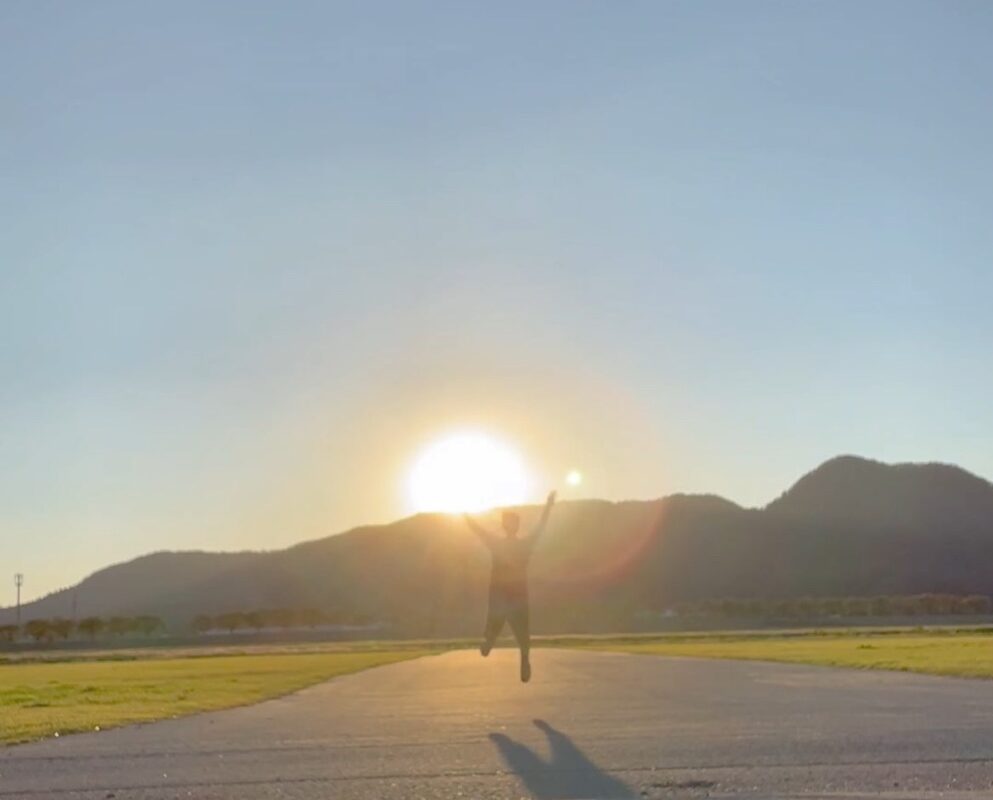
3 649 993 799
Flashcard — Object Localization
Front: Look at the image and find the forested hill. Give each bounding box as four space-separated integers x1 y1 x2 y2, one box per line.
5 456 993 635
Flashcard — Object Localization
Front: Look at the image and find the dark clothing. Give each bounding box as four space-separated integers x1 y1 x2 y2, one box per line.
486 535 535 608
484 604 529 653
467 505 553 675
478 533 537 651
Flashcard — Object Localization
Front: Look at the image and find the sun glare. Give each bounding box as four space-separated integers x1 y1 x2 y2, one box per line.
408 432 531 513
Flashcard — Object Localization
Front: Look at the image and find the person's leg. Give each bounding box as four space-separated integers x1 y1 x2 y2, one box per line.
508 606 531 682
481 612 505 657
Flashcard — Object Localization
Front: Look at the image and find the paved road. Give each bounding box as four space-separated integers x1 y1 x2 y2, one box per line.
3 649 993 799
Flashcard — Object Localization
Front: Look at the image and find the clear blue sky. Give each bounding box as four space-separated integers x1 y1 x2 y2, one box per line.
4 1 993 601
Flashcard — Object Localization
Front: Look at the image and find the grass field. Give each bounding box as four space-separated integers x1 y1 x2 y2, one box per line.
558 628 993 679
6 627 993 747
0 649 436 745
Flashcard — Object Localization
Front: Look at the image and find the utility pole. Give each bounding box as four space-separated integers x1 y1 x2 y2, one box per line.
14 574 23 626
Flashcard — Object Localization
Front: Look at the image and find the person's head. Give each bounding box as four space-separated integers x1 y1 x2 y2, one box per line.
501 510 521 537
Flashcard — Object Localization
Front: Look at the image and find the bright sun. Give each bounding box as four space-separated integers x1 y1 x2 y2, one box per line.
408 432 531 513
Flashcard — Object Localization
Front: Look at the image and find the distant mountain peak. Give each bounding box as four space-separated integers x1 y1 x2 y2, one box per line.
814 453 882 469
766 455 993 528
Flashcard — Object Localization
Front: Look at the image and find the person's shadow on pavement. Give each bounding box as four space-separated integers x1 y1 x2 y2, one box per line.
489 719 634 799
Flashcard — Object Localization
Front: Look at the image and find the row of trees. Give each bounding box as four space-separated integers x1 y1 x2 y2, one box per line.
672 593 993 619
192 608 375 634
0 615 165 644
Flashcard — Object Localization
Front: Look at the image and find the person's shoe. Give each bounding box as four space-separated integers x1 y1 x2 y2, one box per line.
480 642 492 657
520 658 531 683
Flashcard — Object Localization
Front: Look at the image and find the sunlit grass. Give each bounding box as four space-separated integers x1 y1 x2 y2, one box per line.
0 649 436 745
7 626 993 746
559 630 993 679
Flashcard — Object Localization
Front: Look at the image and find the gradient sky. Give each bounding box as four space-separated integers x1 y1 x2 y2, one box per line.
4 1 993 602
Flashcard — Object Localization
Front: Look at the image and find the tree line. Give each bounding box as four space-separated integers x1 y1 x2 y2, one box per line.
192 607 375 634
0 615 165 644
672 593 993 618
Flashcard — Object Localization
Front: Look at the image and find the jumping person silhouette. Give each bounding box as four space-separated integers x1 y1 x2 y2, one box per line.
464 490 557 683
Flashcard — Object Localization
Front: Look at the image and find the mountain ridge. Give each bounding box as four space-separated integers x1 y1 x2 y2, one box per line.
4 455 992 634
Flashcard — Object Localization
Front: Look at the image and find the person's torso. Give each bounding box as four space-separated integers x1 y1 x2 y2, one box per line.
489 537 532 595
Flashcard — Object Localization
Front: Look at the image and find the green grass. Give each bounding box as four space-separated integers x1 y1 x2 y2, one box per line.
0 649 435 745
559 630 993 679
8 627 993 746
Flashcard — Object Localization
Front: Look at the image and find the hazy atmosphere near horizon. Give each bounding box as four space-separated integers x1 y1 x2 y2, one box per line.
4 0 993 601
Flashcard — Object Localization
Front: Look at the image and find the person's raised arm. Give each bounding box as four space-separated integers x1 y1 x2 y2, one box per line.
529 490 557 542
464 513 496 549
